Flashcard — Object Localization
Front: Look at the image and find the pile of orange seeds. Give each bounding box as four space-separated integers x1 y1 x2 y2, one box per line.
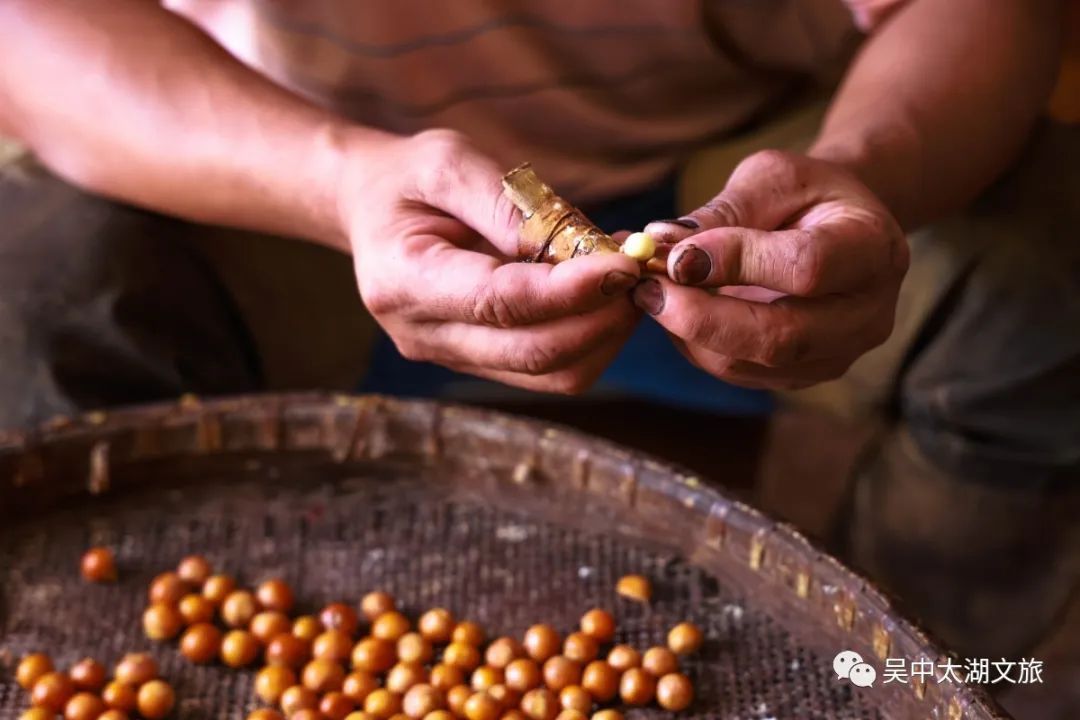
14 549 703 720
16 651 174 720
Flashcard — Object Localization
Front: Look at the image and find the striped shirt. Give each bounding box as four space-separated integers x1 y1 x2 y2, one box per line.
166 0 906 203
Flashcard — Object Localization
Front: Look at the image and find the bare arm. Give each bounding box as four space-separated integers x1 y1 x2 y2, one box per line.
810 0 1065 230
0 0 371 247
637 0 1064 390
0 0 643 394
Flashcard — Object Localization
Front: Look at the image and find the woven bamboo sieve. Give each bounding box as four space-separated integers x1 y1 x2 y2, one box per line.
0 394 1012 719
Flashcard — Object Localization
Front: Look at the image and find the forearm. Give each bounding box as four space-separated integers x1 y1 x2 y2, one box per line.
0 0 384 248
810 0 1064 230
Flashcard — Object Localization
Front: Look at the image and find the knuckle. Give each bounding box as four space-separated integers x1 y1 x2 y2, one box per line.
864 213 900 266
414 128 470 196
703 354 736 378
859 210 908 279
361 281 395 316
546 370 595 396
758 321 802 367
682 311 723 350
788 230 825 295
470 284 520 328
748 148 791 168
745 149 801 187
514 339 564 376
416 128 470 156
492 187 522 239
393 337 427 363
701 195 742 227
861 209 888 239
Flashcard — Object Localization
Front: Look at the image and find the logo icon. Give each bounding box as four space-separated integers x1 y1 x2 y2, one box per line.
833 650 863 679
833 650 877 688
849 662 877 688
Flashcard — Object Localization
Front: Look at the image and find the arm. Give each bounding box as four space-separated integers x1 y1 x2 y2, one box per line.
636 0 1064 390
0 0 642 394
0 0 359 246
811 0 1065 230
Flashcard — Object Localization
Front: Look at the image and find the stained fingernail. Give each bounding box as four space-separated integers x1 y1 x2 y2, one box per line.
672 245 712 285
655 217 700 229
632 278 665 315
601 270 638 296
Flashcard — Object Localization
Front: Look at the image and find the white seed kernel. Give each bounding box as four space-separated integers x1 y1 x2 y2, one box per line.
621 232 656 262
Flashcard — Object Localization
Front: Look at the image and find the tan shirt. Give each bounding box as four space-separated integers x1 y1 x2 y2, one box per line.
167 0 906 203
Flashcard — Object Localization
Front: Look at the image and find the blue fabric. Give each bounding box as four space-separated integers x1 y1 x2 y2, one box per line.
360 179 773 415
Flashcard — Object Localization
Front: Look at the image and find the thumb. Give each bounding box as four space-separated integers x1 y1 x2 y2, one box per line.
644 149 816 244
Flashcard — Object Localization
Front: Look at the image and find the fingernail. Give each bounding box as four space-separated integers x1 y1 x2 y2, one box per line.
632 278 665 315
655 217 700 229
672 245 712 285
601 270 638 296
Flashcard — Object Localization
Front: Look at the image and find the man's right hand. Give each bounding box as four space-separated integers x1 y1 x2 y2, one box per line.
336 129 642 394
0 0 640 394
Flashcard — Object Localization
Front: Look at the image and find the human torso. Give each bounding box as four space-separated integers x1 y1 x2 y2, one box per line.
168 0 895 203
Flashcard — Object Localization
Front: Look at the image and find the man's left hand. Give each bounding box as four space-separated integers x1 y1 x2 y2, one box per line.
636 149 910 390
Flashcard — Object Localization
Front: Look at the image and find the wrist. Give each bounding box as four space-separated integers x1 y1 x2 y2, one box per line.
305 121 364 252
321 123 402 253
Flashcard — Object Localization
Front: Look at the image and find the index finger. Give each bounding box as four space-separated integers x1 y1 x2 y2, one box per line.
410 244 642 327
666 223 890 296
643 149 819 244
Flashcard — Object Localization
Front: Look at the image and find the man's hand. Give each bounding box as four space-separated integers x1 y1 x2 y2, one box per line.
338 129 642 393
636 150 909 390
